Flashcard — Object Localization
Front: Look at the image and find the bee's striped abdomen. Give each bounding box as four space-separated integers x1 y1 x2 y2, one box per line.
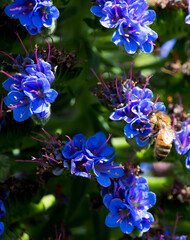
154 133 172 161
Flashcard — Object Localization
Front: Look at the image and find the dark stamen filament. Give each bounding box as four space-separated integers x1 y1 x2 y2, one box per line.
30 35 34 52
65 135 76 152
42 154 60 164
171 214 182 240
115 76 122 103
0 51 18 64
42 128 61 146
35 48 41 72
91 68 111 93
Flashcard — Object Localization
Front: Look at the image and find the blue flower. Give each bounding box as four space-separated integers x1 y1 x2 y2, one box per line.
62 132 124 186
0 222 4 236
0 200 5 236
105 198 136 233
4 0 59 35
104 173 156 234
100 0 128 28
176 236 187 240
110 70 166 147
91 159 124 187
90 0 106 17
2 73 27 92
174 120 190 155
174 119 190 170
22 76 58 118
90 0 157 54
0 201 5 219
160 39 177 59
185 0 190 25
3 91 32 122
2 52 57 122
13 55 34 73
112 20 157 54
25 59 55 83
85 132 114 161
62 134 86 160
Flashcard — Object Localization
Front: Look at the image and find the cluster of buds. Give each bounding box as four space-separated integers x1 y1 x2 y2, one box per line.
162 56 190 77
150 0 188 10
168 179 190 203
167 95 190 131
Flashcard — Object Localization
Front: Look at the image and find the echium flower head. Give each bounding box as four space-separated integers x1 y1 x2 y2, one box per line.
1 37 58 122
62 132 124 186
103 171 156 234
27 130 124 186
29 128 67 177
112 19 157 54
174 119 190 170
90 0 158 54
4 0 59 35
108 67 165 147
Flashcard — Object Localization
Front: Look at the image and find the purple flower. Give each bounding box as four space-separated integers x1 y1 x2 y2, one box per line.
4 0 59 35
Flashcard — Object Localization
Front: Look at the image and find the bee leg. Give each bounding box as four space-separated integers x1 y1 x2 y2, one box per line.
139 132 157 142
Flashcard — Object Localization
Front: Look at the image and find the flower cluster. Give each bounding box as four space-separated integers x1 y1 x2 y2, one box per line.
32 130 124 187
102 171 156 234
174 119 190 170
109 71 165 147
4 0 59 35
91 0 158 54
2 52 58 122
62 132 124 187
0 200 6 237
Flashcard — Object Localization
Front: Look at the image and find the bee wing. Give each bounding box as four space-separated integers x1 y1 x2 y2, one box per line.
160 127 174 144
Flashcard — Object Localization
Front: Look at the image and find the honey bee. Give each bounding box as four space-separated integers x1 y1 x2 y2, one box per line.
148 111 174 161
